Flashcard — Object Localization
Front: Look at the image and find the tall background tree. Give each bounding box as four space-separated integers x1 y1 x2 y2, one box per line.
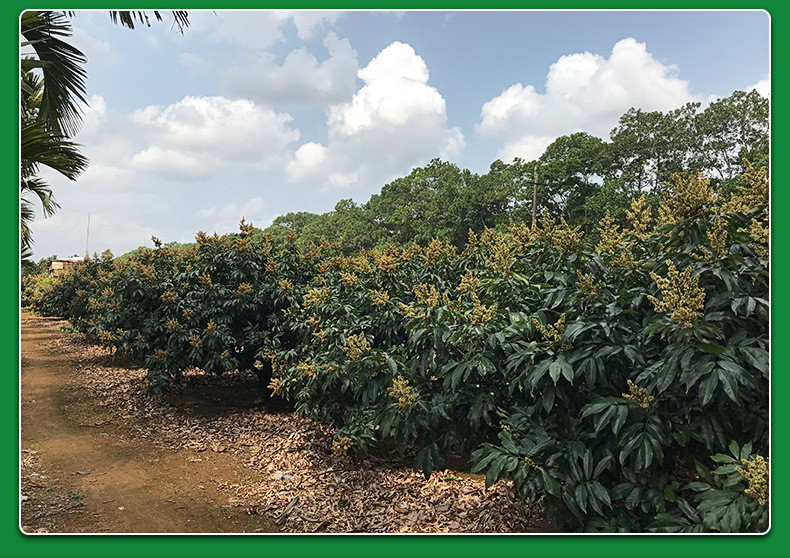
262 89 767 252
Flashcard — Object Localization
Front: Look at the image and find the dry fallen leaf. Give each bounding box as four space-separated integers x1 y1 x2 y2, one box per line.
42 330 548 534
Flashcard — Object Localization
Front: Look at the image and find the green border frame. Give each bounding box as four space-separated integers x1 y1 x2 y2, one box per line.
7 4 783 557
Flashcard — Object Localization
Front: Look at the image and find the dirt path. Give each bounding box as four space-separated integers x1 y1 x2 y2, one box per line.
20 312 277 533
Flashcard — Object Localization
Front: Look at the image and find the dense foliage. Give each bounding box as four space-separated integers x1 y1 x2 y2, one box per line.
264 90 768 252
29 164 769 532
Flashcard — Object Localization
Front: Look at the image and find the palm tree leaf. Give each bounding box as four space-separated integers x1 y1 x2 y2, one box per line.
108 10 190 33
21 177 60 217
21 116 88 180
21 10 87 137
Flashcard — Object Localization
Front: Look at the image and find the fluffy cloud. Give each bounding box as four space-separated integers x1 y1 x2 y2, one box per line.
195 197 276 234
289 11 343 40
32 94 300 258
70 27 118 66
749 78 770 99
225 32 358 108
204 10 341 50
131 96 300 176
476 37 698 161
285 41 464 192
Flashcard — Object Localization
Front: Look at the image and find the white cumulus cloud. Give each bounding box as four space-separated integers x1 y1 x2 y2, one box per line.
225 32 359 108
131 96 300 175
285 41 464 192
476 37 699 161
205 10 341 50
32 94 302 258
70 27 118 66
195 197 276 235
749 78 770 99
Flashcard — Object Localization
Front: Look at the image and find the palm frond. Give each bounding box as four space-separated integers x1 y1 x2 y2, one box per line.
21 177 60 217
21 117 88 180
20 197 35 253
108 10 190 33
20 10 87 137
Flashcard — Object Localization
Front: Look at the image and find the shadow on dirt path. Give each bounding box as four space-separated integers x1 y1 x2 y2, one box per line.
20 311 277 533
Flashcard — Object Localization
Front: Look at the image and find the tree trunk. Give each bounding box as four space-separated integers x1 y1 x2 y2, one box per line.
255 359 273 397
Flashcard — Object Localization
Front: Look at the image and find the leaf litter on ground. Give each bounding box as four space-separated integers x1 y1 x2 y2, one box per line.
44 327 549 533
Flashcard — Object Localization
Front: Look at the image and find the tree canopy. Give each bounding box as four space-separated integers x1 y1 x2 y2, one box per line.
264 89 768 251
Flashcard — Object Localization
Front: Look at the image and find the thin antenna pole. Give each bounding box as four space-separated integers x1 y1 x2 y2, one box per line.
531 165 538 226
85 212 90 256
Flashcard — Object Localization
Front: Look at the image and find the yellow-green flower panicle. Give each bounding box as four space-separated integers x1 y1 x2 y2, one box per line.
160 291 176 304
332 436 354 456
274 278 292 292
340 272 358 286
457 270 480 293
388 376 419 413
534 313 567 346
268 377 283 396
648 260 706 328
303 286 330 307
658 172 716 225
398 302 426 319
596 211 623 254
297 361 319 380
467 293 497 326
736 455 769 506
622 379 654 408
625 195 654 239
234 282 253 298
369 289 390 306
424 238 444 266
576 269 598 299
341 333 371 361
414 283 440 307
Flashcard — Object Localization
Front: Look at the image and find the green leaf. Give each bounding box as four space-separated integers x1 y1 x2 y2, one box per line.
540 469 561 497
611 406 628 436
581 397 620 418
700 342 727 355
740 347 768 374
718 359 748 377
384 354 399 375
641 437 654 469
485 454 507 488
574 484 588 514
717 369 738 402
619 434 642 465
558 354 574 382
700 373 719 406
594 406 616 435
589 480 612 509
625 486 642 510
582 451 593 479
593 455 613 479
549 359 562 383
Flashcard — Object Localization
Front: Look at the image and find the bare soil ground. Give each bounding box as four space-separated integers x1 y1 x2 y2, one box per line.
20 311 549 534
21 312 277 533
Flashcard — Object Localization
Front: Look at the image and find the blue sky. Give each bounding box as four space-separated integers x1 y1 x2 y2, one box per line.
30 10 769 259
